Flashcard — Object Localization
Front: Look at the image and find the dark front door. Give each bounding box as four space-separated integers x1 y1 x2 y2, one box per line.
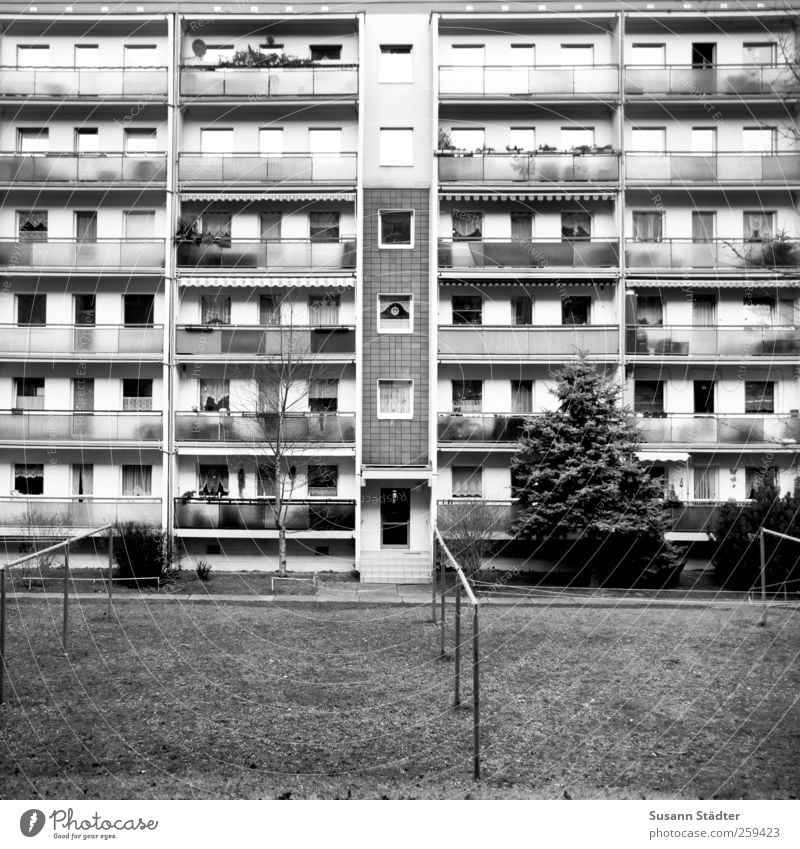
381 488 410 548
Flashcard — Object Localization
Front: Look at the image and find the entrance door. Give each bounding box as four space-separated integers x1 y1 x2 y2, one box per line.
380 488 410 548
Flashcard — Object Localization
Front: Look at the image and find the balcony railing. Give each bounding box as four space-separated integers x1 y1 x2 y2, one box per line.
0 239 165 270
437 499 519 537
437 151 619 183
439 65 619 97
626 152 800 184
438 413 529 443
624 64 798 97
180 65 359 98
0 153 167 185
0 497 161 528
178 152 357 185
0 325 163 356
176 239 356 271
174 498 356 532
627 325 800 357
175 412 355 443
636 414 800 446
0 66 168 98
439 238 619 270
439 325 619 358
625 238 800 270
0 411 163 442
176 324 355 356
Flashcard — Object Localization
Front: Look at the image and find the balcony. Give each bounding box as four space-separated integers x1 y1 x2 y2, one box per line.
0 67 168 99
636 414 800 447
439 65 619 98
439 325 619 359
176 325 355 357
437 499 518 538
175 412 356 444
180 65 358 99
0 325 163 357
626 152 800 185
625 64 798 98
438 152 619 184
625 239 800 271
667 503 735 534
0 239 164 271
176 239 356 271
0 497 161 530
0 153 167 186
178 152 357 186
438 413 528 444
174 498 356 532
438 238 619 271
627 326 800 358
0 411 163 442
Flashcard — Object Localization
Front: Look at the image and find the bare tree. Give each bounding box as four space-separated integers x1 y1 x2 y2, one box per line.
437 499 505 577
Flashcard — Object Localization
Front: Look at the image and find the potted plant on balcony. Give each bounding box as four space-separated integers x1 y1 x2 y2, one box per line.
217 40 315 69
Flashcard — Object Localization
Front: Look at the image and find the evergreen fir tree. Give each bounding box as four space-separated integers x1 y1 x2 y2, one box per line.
511 355 680 587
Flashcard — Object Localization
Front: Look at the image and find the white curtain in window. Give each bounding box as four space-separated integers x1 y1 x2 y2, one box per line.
201 293 231 324
744 212 773 240
379 381 410 414
693 467 717 500
72 464 94 496
632 212 663 242
198 465 229 497
452 467 482 498
122 465 152 496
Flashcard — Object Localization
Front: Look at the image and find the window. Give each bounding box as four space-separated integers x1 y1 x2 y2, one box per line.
259 128 283 155
630 127 666 153
510 211 533 243
693 466 717 500
560 127 595 150
124 44 158 66
692 294 717 326
122 379 153 411
75 211 98 243
379 128 413 166
197 465 227 497
693 380 715 414
452 295 482 325
634 380 664 415
124 210 155 239
308 128 342 154
199 379 230 412
75 294 96 326
561 212 591 241
378 379 413 419
17 128 48 153
452 467 482 498
259 42 285 58
308 464 338 496
509 127 535 152
15 377 44 410
379 45 412 83
452 210 482 241
18 210 47 242
72 464 93 497
692 211 715 243
691 127 717 153
15 464 44 495
743 42 776 65
451 44 485 64
309 294 340 326
691 43 716 68
200 128 233 155
451 128 485 151
744 296 774 325
260 211 282 241
202 212 231 244
511 380 533 413
744 211 775 241
631 43 666 66
512 296 533 325
510 44 535 66
201 292 231 325
308 379 339 413
636 296 663 326
378 294 412 333
17 294 46 326
309 212 340 243
742 127 777 154
745 381 774 413
75 128 99 154
260 295 281 325
452 380 482 413
124 294 154 327
122 465 152 496
746 466 777 498
560 44 594 65
632 211 663 242
310 45 342 62
17 45 49 66
379 210 413 247
124 128 158 153
562 296 591 325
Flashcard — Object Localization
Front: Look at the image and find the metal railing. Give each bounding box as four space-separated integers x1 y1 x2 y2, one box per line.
0 324 163 356
438 238 619 269
439 64 619 97
178 152 357 184
176 324 356 356
626 152 800 184
624 63 798 96
180 64 359 98
0 411 163 442
0 239 165 269
0 67 168 98
625 238 800 270
0 153 167 184
176 238 356 270
627 325 800 357
439 325 619 357
438 413 530 443
437 151 619 183
175 411 356 443
636 414 800 445
0 498 161 526
174 498 356 532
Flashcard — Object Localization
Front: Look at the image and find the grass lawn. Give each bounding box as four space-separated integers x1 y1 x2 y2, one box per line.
0 599 798 800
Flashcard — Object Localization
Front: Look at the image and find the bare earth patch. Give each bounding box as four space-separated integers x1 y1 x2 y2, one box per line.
0 601 797 799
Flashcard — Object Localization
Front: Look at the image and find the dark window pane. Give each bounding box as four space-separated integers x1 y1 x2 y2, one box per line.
452 295 482 325
380 211 412 245
634 380 664 414
124 294 154 327
17 294 46 326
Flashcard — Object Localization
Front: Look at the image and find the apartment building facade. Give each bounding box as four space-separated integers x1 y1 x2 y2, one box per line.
0 1 798 581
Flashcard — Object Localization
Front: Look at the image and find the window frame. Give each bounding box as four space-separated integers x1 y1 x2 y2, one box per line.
379 44 413 84
377 293 414 335
377 378 414 420
308 464 339 497
451 466 483 499
378 209 414 249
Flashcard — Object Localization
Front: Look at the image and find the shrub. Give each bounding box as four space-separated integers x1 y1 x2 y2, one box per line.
196 560 212 582
113 522 172 587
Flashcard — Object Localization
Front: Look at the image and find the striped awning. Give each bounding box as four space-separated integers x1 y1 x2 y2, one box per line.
441 192 614 202
179 276 354 288
181 191 356 202
441 279 609 287
628 279 800 289
636 451 690 462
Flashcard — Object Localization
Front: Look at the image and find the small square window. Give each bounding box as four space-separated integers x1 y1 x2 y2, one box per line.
378 379 413 419
17 294 46 326
452 466 482 498
634 380 665 415
745 381 774 413
379 128 414 167
122 465 152 496
310 45 342 62
379 210 413 247
200 379 230 412
379 45 413 83
562 296 591 326
15 464 44 495
378 294 413 333
308 464 338 497
452 295 482 325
